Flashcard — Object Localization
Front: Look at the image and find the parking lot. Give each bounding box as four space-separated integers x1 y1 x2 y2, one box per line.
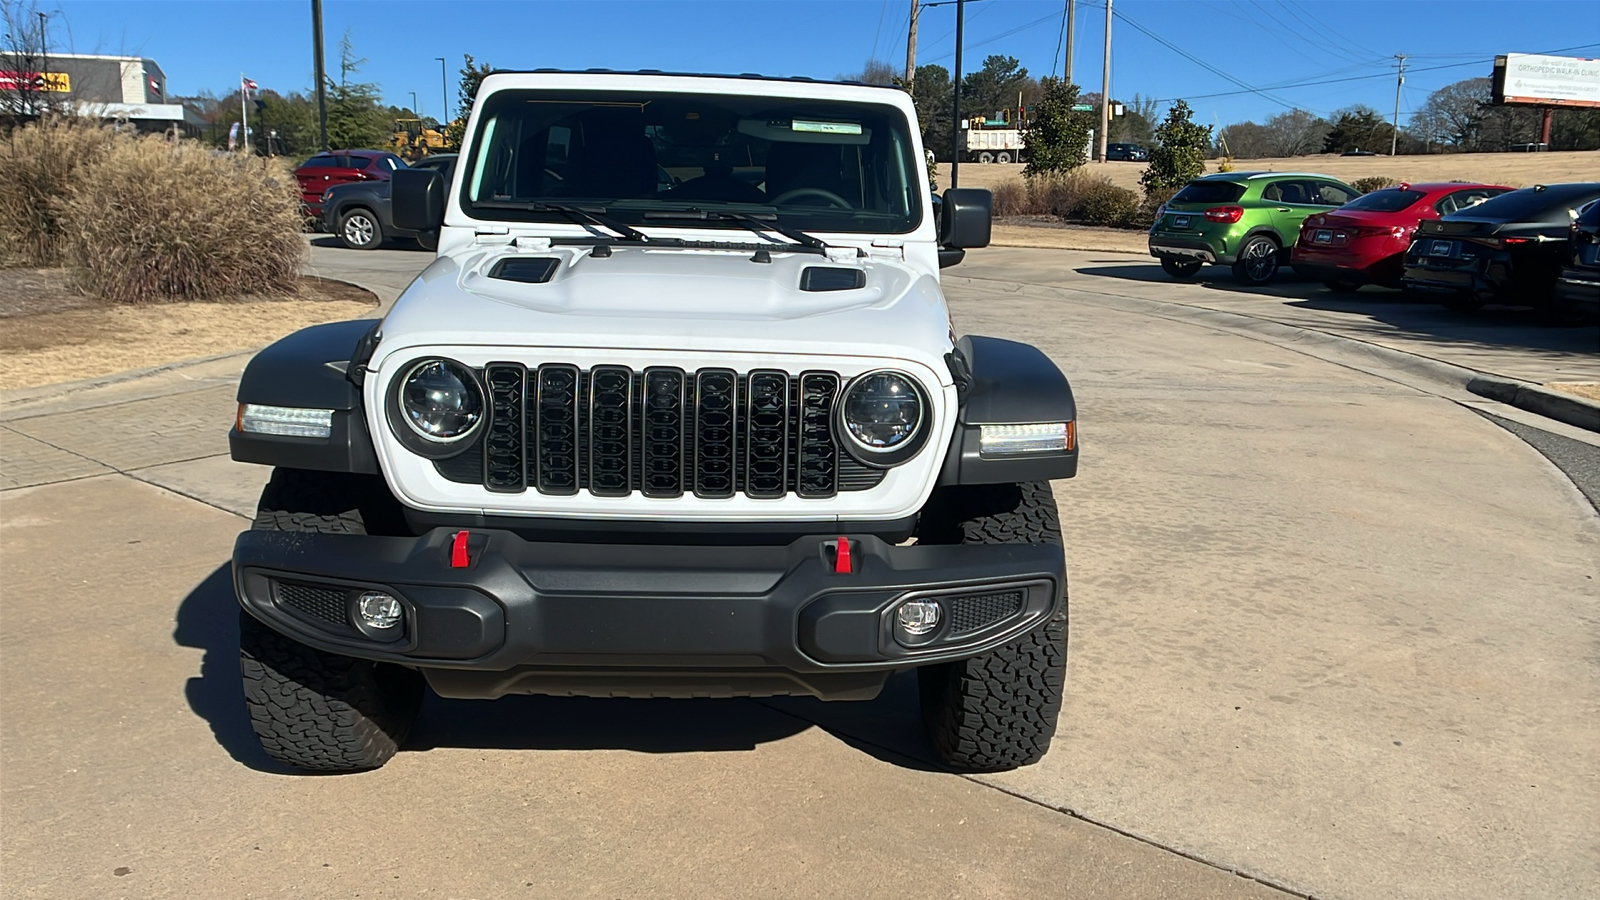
3 242 1597 899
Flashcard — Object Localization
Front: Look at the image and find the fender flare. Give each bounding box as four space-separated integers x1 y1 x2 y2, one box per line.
938 335 1078 486
229 319 382 474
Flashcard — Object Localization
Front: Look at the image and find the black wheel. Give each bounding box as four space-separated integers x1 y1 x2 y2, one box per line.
1323 279 1361 293
338 208 383 250
1160 257 1203 279
1231 235 1281 286
914 482 1067 772
239 469 422 772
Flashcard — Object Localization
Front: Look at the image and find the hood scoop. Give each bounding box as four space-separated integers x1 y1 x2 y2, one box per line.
489 257 560 284
800 266 866 292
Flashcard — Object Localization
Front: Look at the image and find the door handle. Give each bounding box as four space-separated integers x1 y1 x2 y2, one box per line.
1276 207 1290 212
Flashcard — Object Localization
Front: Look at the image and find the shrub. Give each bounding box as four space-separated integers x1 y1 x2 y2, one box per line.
991 178 1029 217
1069 181 1141 227
0 117 122 267
60 137 306 303
1141 100 1212 200
1352 175 1400 194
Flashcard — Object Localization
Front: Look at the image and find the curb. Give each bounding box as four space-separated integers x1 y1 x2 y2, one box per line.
1466 378 1600 434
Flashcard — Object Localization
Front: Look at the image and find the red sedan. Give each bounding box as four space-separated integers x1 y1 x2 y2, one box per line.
1292 182 1512 291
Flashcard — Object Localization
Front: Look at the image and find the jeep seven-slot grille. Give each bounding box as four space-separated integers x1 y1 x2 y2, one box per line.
438 365 886 498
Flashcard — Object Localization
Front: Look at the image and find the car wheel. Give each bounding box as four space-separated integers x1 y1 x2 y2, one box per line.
338 209 383 250
1161 258 1203 279
1323 280 1361 293
914 482 1066 772
1232 235 1280 286
996 151 1013 164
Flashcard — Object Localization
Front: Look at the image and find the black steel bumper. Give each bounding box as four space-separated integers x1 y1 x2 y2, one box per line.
233 528 1065 701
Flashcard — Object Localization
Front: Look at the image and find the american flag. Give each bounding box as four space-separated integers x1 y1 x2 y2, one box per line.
242 77 257 93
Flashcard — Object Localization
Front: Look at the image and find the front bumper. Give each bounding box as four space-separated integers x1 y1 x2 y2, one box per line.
234 527 1065 701
1556 271 1600 314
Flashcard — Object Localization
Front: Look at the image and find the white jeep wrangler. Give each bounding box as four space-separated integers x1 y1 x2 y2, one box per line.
230 70 1078 773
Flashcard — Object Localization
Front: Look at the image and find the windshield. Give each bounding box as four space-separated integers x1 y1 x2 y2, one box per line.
459 89 923 234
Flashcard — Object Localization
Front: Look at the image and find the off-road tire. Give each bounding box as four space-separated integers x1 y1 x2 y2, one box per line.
1232 235 1281 286
338 208 383 250
1161 257 1203 279
914 482 1067 772
240 468 423 772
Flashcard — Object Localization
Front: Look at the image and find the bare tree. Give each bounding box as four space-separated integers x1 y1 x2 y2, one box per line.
839 59 898 86
1216 120 1272 159
0 0 69 126
1262 108 1330 157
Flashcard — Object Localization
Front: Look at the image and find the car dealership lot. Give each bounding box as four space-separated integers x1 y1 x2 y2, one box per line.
3 244 1596 899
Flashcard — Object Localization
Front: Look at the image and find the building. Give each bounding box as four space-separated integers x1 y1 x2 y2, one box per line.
7 52 205 134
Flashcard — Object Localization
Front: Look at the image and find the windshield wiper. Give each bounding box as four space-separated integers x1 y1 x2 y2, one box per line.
642 207 829 254
474 200 652 244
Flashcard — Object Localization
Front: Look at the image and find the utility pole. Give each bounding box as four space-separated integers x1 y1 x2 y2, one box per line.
1065 0 1075 84
311 0 328 150
437 57 449 129
1390 53 1406 157
905 0 920 98
1098 0 1111 163
950 0 964 188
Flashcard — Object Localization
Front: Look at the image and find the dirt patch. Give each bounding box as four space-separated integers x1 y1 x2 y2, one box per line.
992 219 1148 254
1545 382 1600 403
0 270 378 390
937 149 1600 194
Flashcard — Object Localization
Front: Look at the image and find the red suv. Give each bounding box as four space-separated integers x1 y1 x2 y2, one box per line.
1292 182 1512 291
294 150 407 219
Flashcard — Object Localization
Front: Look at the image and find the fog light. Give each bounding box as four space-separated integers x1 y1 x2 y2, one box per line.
356 591 403 630
896 599 942 637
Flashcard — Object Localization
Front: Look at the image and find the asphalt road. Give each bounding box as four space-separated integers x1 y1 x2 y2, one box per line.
2 241 1596 900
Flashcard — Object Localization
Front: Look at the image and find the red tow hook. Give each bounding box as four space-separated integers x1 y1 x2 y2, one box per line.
450 530 471 568
833 535 854 574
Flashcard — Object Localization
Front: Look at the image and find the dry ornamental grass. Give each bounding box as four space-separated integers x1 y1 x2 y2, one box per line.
59 137 306 303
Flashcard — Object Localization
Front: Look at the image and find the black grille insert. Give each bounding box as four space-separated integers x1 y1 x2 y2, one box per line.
694 368 738 499
276 582 350 629
535 364 580 495
946 589 1025 635
484 364 526 492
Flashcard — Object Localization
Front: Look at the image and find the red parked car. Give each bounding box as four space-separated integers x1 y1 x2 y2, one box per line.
293 150 408 219
1292 182 1513 291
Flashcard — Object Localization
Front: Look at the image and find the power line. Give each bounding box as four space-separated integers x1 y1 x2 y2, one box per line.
1051 0 1069 79
1113 8 1300 110
869 0 889 62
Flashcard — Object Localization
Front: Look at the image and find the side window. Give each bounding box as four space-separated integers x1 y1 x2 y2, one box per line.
1273 180 1316 205
347 156 373 171
1438 189 1498 216
1316 182 1355 206
1261 182 1282 202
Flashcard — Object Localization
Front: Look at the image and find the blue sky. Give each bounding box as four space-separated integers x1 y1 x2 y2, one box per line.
48 0 1600 128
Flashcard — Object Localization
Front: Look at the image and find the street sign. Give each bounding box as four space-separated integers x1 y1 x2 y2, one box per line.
1071 104 1093 111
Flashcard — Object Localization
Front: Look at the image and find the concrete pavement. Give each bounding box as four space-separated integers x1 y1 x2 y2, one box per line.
3 244 1598 899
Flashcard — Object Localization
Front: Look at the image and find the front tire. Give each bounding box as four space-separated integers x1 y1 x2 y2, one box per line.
1161 257 1203 279
338 208 383 250
239 469 422 772
914 482 1067 772
1232 235 1281 286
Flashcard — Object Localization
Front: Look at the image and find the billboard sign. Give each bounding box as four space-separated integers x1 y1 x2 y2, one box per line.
1493 53 1600 108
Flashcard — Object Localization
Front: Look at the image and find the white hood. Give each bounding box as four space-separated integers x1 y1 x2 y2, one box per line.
373 242 955 381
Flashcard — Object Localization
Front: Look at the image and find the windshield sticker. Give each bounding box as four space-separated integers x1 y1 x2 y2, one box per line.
792 119 863 135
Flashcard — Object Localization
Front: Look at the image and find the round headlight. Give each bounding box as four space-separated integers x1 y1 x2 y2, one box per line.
838 370 927 466
400 359 483 442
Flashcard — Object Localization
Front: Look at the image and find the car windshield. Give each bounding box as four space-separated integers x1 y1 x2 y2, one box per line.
1170 181 1246 204
1341 189 1425 212
459 88 923 234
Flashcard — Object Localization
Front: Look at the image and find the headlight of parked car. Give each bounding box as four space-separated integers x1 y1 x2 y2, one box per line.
386 358 485 457
836 370 930 467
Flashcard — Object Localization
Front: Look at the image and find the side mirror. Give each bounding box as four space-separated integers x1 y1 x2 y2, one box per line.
940 188 992 249
392 167 446 233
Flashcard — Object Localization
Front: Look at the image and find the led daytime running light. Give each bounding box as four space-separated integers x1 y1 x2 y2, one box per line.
239 404 334 438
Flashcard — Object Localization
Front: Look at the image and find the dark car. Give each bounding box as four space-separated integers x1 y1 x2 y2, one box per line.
1105 142 1148 161
1401 182 1600 313
294 149 408 219
322 154 456 250
1555 198 1600 319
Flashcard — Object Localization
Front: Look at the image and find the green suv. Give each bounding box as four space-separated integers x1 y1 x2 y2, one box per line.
1149 172 1360 285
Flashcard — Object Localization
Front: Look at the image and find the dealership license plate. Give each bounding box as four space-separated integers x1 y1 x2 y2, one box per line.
1430 240 1454 256
1172 216 1190 228
1314 229 1333 244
